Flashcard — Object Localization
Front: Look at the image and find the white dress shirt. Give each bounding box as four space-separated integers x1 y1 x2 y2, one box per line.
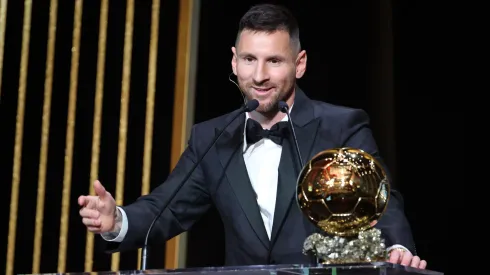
241 112 288 239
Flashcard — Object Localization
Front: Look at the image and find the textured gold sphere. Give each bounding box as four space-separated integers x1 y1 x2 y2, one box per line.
296 148 390 237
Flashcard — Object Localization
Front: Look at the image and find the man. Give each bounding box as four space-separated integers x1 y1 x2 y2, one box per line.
78 3 427 269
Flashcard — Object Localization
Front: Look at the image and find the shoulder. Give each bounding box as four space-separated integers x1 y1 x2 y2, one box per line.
187 108 242 141
309 99 370 125
192 109 241 131
301 97 376 150
303 96 373 146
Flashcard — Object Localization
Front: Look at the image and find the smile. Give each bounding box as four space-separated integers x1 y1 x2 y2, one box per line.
253 87 273 93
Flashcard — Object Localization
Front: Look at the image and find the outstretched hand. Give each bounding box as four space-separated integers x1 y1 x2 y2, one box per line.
388 249 427 269
78 180 117 234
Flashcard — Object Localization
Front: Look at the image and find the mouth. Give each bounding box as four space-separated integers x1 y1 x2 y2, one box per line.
252 87 273 94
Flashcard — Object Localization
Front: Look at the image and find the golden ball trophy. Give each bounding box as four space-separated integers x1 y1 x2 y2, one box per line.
297 147 390 264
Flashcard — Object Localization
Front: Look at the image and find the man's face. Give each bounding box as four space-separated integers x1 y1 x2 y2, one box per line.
232 30 306 114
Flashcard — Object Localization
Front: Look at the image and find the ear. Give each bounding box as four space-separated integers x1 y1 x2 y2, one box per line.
295 50 307 79
231 47 237 75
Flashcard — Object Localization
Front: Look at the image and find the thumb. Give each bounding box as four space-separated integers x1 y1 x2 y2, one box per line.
93 180 107 198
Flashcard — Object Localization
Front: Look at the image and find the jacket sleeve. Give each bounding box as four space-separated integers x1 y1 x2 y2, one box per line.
105 125 212 253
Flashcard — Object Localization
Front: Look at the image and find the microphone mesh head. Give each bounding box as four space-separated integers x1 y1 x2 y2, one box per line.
278 101 289 112
245 99 259 112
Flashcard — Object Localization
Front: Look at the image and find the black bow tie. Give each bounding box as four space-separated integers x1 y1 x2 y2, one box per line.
245 118 289 145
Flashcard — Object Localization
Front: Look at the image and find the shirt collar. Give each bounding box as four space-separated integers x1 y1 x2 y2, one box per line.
242 104 293 152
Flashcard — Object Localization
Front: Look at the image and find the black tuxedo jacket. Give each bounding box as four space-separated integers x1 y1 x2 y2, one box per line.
106 88 416 266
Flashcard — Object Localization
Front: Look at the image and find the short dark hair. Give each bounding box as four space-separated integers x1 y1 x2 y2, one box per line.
236 4 301 54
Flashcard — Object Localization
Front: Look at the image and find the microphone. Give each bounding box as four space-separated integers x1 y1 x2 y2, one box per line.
140 99 259 270
278 101 304 168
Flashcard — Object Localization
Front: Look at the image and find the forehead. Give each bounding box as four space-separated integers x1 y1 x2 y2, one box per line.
236 30 292 57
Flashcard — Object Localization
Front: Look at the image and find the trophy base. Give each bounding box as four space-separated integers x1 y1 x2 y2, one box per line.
302 228 388 265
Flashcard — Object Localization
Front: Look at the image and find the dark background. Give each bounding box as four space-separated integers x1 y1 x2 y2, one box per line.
0 0 452 274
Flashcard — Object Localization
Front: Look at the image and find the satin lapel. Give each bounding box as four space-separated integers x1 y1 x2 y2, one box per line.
215 115 270 250
269 87 321 246
270 118 320 246
270 135 296 245
295 118 321 166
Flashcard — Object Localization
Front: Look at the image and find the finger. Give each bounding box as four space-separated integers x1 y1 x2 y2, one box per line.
93 180 107 198
400 251 413 266
87 226 101 233
87 226 101 232
84 196 99 209
410 256 420 268
78 195 99 209
78 196 86 206
82 218 101 227
388 250 401 264
87 200 97 209
418 260 427 269
79 208 100 219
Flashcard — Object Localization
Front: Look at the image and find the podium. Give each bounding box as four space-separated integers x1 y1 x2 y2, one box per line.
26 262 444 275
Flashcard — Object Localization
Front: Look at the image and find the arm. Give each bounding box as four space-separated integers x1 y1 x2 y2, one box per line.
340 109 417 255
105 125 212 253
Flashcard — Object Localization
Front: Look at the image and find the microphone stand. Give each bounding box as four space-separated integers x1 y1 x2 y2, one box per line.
278 101 304 167
140 100 259 270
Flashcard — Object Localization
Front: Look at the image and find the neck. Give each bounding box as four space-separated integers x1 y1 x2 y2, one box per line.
249 110 286 129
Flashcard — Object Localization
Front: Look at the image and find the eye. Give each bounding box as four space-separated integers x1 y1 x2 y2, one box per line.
269 58 282 66
242 56 255 64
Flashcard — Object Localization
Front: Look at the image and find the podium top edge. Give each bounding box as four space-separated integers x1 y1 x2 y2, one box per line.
19 262 444 275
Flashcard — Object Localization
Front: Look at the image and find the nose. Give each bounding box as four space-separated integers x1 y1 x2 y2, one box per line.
253 63 269 84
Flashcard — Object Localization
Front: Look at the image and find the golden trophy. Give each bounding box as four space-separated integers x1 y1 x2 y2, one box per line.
297 147 390 264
